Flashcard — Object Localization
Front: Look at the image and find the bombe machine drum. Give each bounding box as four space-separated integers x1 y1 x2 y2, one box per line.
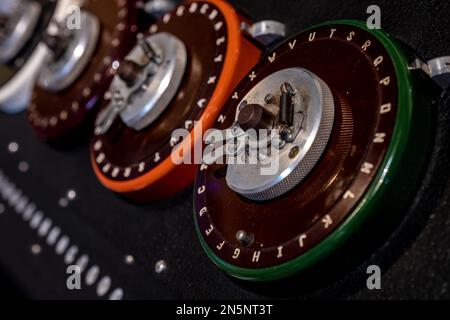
90 0 285 200
193 20 450 281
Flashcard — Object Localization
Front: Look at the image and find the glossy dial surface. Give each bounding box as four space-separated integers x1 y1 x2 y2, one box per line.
194 20 435 281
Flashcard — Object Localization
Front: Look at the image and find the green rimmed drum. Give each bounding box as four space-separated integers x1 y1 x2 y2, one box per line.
193 20 441 281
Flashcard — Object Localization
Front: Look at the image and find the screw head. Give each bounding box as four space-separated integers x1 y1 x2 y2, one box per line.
289 146 300 159
18 161 29 173
155 260 167 274
31 244 42 255
265 94 275 104
124 255 135 265
58 198 68 208
7 142 19 153
67 189 77 201
238 100 248 111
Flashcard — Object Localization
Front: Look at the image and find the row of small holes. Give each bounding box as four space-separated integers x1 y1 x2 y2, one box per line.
0 167 124 300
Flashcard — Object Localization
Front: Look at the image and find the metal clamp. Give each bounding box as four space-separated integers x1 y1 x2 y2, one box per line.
225 68 335 201
242 20 286 48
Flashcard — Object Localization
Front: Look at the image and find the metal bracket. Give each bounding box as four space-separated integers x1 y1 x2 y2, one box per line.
409 57 450 91
144 0 176 19
242 20 286 48
427 56 450 90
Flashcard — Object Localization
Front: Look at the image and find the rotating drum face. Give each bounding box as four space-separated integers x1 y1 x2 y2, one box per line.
194 21 436 281
27 0 142 140
90 0 261 200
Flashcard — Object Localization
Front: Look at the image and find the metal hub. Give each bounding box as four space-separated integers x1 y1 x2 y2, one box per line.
95 32 187 134
37 11 100 92
0 0 42 63
225 68 335 201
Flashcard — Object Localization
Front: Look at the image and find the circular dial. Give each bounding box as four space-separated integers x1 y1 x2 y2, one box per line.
0 0 56 112
27 0 141 140
194 20 436 281
90 0 261 201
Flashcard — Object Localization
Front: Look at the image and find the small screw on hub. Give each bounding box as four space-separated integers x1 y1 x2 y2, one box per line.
289 146 300 159
236 230 255 247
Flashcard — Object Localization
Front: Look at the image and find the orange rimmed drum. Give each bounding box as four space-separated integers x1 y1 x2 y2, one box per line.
90 0 279 201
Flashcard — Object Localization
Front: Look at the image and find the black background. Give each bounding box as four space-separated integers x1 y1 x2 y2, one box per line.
0 0 449 299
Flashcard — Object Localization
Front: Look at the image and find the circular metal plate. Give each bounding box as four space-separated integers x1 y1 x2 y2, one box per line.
37 11 101 92
225 68 335 201
28 0 141 140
